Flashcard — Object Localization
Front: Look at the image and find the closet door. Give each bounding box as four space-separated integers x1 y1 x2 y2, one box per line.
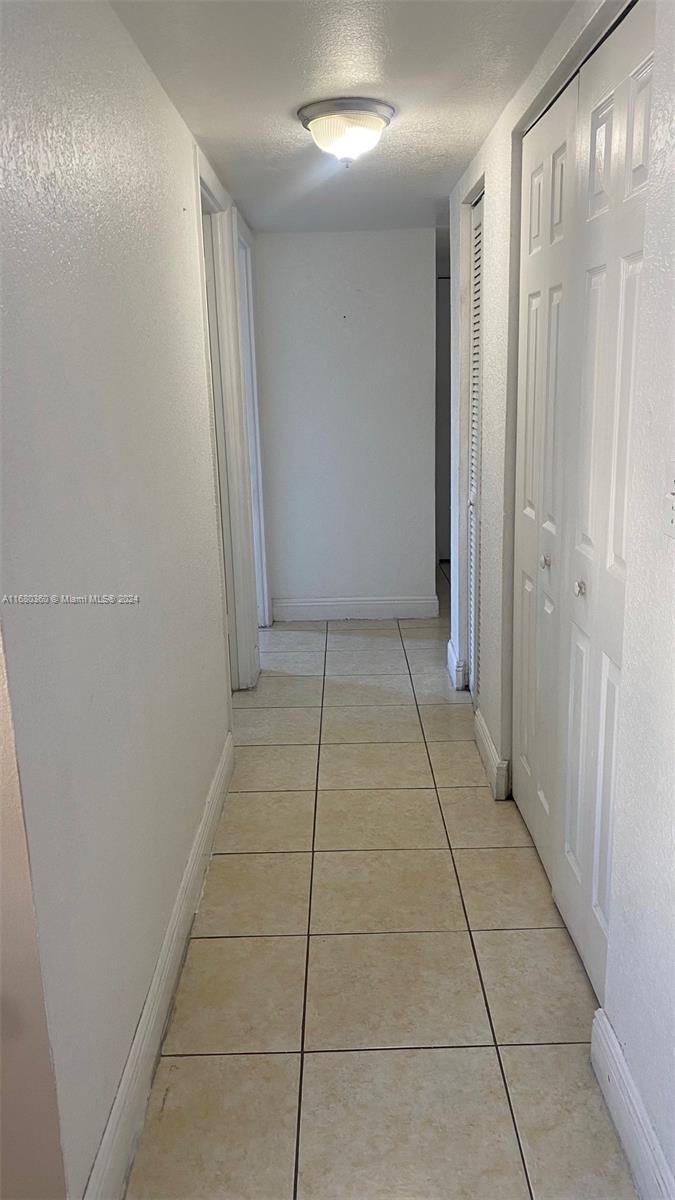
468 196 483 700
553 0 655 1000
512 81 577 874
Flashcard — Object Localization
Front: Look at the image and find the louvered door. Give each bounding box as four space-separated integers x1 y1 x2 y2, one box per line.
468 196 483 699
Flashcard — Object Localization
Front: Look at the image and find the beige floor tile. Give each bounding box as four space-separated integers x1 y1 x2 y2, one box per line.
233 675 323 709
163 936 306 1054
193 853 311 935
453 848 564 930
233 706 321 745
420 703 476 741
305 932 491 1050
327 619 398 630
230 745 318 790
127 1054 299 1200
315 789 446 850
311 849 466 933
297 1048 529 1199
412 671 473 704
399 616 449 630
214 791 314 852
326 629 402 652
321 705 422 744
502 1045 637 1199
401 629 450 649
259 628 325 652
474 928 597 1044
318 742 433 789
428 740 488 786
322 674 415 706
405 645 450 671
325 647 408 675
259 651 324 676
268 620 327 631
439 787 533 848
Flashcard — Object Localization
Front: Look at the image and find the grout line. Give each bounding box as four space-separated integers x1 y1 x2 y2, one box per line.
291 619 327 1200
397 619 536 1200
189 924 564 940
210 845 536 856
160 1040 592 1060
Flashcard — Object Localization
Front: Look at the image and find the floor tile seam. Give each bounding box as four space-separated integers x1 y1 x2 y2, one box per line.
188 922 566 940
397 619 536 1200
157 1040 592 1061
210 845 538 856
292 619 327 1200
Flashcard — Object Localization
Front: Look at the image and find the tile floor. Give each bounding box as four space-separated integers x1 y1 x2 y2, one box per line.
127 570 636 1199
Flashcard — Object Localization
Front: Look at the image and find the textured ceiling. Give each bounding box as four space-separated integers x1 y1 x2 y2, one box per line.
114 0 573 232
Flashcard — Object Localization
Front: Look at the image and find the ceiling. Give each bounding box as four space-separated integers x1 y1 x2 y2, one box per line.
114 0 573 233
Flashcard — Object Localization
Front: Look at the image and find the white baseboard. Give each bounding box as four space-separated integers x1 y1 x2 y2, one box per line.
272 596 439 621
447 639 468 690
474 708 510 800
591 1010 675 1200
84 733 234 1200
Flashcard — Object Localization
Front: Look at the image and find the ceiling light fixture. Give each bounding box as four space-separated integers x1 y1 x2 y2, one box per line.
297 98 395 164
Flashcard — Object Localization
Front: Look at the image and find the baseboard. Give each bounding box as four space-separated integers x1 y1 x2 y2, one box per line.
591 1010 675 1200
474 708 510 800
272 596 439 621
84 732 234 1200
447 639 468 690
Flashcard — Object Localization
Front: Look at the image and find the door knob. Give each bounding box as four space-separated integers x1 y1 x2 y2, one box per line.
573 580 586 597
539 553 551 569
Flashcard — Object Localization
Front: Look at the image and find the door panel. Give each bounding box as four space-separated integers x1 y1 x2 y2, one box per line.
553 0 655 999
512 78 577 874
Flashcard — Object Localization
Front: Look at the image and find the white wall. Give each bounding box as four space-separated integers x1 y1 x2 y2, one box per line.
254 228 437 619
603 0 675 1177
1 3 232 1194
448 0 674 1183
435 275 451 562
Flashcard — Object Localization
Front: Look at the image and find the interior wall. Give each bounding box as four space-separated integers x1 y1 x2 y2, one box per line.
603 0 675 1173
254 228 437 617
435 243 451 563
1 3 232 1194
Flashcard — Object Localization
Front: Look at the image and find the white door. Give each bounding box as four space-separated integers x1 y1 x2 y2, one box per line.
235 214 271 628
512 80 578 874
468 196 483 700
202 212 240 689
553 0 655 999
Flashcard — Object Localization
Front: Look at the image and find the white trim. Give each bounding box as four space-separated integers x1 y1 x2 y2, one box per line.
447 638 468 691
83 734 234 1200
474 708 510 799
197 148 231 213
235 213 271 629
272 596 439 622
591 1010 675 1200
212 209 261 688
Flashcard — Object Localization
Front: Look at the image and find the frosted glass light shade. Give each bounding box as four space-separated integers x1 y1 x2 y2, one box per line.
308 111 386 161
298 98 394 163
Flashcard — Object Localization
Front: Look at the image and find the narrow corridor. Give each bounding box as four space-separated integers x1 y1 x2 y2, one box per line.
127 571 636 1198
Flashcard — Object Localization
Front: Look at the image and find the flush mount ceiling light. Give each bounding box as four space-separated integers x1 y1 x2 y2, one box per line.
297 98 395 164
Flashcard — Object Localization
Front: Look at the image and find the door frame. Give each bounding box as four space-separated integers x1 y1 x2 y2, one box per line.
234 211 271 628
196 148 260 691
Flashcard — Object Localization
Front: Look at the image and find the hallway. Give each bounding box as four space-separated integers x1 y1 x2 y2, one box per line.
126 573 635 1199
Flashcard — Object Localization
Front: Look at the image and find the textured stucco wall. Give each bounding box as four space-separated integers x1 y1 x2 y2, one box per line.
603 0 675 1172
254 228 437 608
0 3 231 1193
